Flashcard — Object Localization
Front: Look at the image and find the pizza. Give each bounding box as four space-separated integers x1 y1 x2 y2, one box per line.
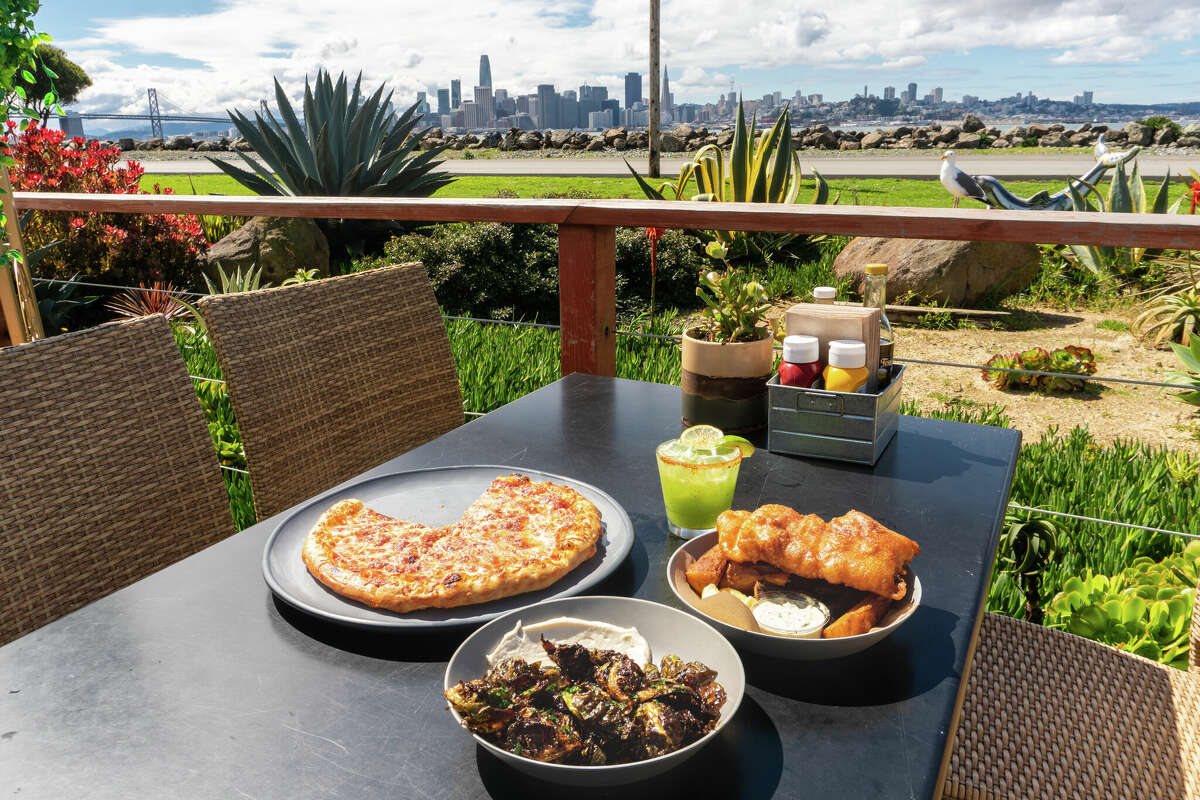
301 473 602 612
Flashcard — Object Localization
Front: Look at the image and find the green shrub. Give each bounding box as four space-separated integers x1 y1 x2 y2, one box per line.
360 222 705 320
1045 541 1198 669
1137 115 1182 137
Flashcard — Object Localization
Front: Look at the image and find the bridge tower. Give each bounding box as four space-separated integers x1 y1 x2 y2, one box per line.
146 88 163 139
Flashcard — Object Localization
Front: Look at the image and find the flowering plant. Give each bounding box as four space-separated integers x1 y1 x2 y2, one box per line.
4 121 208 289
693 240 774 343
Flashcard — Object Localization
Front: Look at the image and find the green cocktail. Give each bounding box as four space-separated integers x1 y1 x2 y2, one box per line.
656 425 746 538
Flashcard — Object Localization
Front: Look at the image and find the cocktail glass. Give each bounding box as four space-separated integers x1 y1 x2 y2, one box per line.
656 426 743 539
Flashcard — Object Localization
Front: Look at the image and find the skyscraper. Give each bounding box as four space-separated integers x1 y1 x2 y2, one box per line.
883 86 895 101
933 86 943 103
437 88 450 115
624 72 641 110
536 84 558 129
661 67 673 111
479 55 492 89
906 82 917 103
451 79 461 109
473 85 494 127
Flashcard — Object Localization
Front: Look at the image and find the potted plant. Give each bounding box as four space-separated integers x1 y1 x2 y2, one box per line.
682 242 776 433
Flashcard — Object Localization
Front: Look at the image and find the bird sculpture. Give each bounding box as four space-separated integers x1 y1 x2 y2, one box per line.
939 151 988 208
970 146 1141 211
1093 131 1139 166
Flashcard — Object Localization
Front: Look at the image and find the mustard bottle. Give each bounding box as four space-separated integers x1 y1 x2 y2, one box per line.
823 340 870 393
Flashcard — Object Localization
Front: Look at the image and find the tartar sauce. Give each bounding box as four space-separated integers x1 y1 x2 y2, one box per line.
751 590 830 638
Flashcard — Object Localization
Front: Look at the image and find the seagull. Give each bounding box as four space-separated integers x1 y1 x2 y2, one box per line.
940 150 987 208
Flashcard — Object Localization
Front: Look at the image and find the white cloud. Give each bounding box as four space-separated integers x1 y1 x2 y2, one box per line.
56 0 1199 114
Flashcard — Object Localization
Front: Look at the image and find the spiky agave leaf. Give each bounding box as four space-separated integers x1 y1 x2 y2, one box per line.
207 68 451 198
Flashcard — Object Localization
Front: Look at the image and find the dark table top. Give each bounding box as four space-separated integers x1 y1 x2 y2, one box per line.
1 374 1021 800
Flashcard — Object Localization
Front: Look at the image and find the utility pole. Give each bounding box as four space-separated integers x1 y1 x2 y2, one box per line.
648 0 660 178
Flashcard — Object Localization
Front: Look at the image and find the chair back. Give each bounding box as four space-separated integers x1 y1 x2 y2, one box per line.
197 263 462 520
0 315 233 644
1192 574 1199 674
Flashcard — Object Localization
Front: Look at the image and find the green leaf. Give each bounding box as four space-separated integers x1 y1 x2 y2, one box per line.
20 69 35 83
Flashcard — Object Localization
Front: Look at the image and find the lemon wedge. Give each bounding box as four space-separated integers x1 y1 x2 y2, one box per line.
679 424 725 450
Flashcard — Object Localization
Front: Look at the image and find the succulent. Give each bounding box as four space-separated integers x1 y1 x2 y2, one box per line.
692 240 774 343
624 99 832 262
210 70 450 199
1132 282 1200 347
1167 337 1200 408
981 352 1020 390
982 345 1095 392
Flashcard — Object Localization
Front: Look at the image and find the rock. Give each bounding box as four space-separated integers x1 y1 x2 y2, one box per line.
1154 126 1177 145
990 137 1012 148
860 131 886 149
1026 123 1049 138
204 216 330 288
893 126 914 138
891 136 914 149
715 129 734 148
672 123 695 140
833 237 1041 306
955 133 982 149
1048 123 1065 132
424 127 443 139
628 130 648 148
584 138 605 152
803 129 838 149
195 140 220 152
1068 132 1093 146
839 140 861 150
1177 135 1200 148
603 127 625 145
612 136 628 150
1091 124 1108 134
166 135 193 150
984 127 1001 138
1039 132 1070 148
232 137 253 152
1004 126 1026 141
117 137 136 151
144 137 165 150
932 127 959 145
1184 122 1200 136
961 114 985 133
1123 122 1153 146
422 138 445 150
659 132 685 152
517 133 541 150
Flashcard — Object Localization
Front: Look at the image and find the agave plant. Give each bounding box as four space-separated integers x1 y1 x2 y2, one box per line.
209 70 451 198
1133 281 1200 347
1065 161 1187 278
1167 336 1200 408
624 100 832 262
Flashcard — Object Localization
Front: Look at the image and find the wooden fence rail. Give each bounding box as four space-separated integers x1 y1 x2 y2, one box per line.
13 192 1200 375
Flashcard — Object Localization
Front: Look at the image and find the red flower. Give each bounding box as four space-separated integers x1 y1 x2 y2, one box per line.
1188 180 1200 215
69 217 85 229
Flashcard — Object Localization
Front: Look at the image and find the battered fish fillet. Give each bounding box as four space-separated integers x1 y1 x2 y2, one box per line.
717 506 919 600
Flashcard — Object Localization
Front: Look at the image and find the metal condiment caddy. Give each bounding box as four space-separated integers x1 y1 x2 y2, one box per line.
766 364 905 465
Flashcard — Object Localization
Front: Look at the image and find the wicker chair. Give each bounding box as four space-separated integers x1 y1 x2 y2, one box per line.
197 263 462 521
943 591 1200 800
0 315 233 645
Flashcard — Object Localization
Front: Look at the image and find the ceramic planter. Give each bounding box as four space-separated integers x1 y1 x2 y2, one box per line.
681 327 774 433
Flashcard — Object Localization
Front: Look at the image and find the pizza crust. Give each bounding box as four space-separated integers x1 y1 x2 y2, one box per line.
301 475 602 613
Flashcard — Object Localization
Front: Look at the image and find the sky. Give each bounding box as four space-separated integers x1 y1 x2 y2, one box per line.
37 0 1200 117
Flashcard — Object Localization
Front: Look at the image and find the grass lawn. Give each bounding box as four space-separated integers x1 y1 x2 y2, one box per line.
144 172 1192 210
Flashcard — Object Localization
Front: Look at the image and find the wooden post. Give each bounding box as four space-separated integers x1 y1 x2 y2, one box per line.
0 167 44 342
648 0 661 179
558 224 616 377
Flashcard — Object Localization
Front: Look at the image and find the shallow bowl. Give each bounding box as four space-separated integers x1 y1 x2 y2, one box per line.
667 531 921 661
443 595 745 786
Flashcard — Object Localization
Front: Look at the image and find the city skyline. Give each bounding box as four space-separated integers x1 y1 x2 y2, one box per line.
37 1 1200 117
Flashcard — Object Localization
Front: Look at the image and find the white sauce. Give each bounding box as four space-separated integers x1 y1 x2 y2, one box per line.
751 591 829 638
485 617 652 667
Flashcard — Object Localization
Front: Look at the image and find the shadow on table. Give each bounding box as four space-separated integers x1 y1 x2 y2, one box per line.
741 605 961 706
270 596 470 662
476 694 782 800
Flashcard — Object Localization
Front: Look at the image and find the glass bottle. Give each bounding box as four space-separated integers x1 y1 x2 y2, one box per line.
863 264 894 380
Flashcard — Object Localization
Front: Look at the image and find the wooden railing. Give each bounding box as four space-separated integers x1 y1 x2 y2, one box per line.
14 192 1200 375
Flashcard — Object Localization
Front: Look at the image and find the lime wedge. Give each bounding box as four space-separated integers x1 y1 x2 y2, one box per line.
721 435 754 458
679 424 724 450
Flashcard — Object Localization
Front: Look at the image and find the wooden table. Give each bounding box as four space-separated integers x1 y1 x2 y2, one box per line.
0 375 1021 799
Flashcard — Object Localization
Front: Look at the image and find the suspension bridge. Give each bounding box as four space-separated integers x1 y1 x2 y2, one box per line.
71 89 240 137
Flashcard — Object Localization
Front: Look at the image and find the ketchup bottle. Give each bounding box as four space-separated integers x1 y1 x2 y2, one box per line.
779 335 821 388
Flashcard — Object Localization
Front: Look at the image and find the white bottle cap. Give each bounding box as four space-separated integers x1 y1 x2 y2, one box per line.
782 335 819 364
813 286 836 300
827 339 866 369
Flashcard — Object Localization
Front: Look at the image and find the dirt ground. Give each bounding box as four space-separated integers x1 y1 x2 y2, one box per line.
890 306 1199 453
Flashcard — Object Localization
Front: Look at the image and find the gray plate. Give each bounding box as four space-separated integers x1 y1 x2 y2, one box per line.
444 595 745 786
262 466 634 630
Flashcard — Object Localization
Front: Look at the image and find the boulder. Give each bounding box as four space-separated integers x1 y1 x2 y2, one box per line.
232 137 253 152
715 129 734 148
961 114 985 133
1091 125 1108 134
1039 132 1070 148
628 130 649 148
116 137 136 151
603 127 626 145
144 137 165 150
672 123 695 140
584 138 606 152
424 127 444 139
1177 135 1200 148
984 127 1001 138
659 132 685 152
612 137 628 150
1068 132 1093 146
893 125 914 138
195 140 220 152
803 129 838 148
1048 123 1065 132
839 140 861 150
990 137 1012 148
1026 123 1049 138
1184 122 1200 136
932 127 958 144
517 133 541 150
204 216 331 287
1123 122 1153 146
955 133 982 149
1003 126 1026 141
860 131 886 149
833 237 1041 307
1154 126 1177 145
166 135 194 150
